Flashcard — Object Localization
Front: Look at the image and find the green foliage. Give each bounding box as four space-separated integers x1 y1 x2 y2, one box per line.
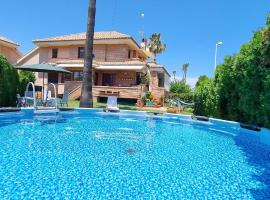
148 33 166 60
193 14 270 127
18 71 36 96
140 71 150 85
193 76 217 117
182 63 189 82
0 55 19 107
0 55 36 107
170 80 193 102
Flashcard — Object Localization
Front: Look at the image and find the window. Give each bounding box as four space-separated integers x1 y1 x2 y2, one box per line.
73 71 83 81
136 72 141 85
102 73 115 86
52 48 58 58
133 50 137 58
158 73 165 87
48 73 59 83
128 50 131 59
64 73 72 81
78 47 85 58
94 72 99 85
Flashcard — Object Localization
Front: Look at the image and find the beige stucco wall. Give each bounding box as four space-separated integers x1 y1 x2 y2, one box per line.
44 44 131 62
150 71 167 100
18 43 156 99
0 45 21 64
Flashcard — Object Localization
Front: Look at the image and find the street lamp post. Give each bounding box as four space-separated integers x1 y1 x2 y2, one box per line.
214 41 223 71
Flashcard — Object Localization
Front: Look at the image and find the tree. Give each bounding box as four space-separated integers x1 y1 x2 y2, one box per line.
170 80 193 102
0 55 19 107
193 14 270 128
18 71 36 96
148 33 166 61
172 70 176 82
182 63 189 83
80 0 96 108
193 76 217 117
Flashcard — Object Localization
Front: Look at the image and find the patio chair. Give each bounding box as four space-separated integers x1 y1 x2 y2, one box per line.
24 91 34 107
16 94 25 107
59 91 69 107
44 90 54 107
105 96 120 112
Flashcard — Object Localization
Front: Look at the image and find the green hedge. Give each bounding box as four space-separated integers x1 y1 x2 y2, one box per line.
0 55 19 107
0 55 36 107
193 14 270 128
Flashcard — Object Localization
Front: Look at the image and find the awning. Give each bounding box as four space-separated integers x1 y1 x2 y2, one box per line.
95 65 145 70
16 63 71 73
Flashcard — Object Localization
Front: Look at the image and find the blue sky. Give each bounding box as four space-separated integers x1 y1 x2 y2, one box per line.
1 0 269 86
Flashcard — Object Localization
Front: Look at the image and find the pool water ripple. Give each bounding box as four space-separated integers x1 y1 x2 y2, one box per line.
0 113 269 199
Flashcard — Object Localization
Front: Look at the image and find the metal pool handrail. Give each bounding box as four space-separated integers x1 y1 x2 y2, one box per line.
25 82 36 108
47 83 58 108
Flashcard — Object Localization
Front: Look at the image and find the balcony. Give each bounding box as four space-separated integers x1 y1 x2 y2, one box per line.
93 85 143 99
64 81 145 100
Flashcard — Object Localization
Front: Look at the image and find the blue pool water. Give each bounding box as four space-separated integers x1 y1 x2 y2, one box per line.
0 110 270 199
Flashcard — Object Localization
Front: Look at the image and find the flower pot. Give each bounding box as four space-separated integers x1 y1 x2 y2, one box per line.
146 102 153 107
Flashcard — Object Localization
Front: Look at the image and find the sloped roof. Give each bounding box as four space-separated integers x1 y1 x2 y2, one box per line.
33 31 131 42
147 61 171 77
0 36 18 46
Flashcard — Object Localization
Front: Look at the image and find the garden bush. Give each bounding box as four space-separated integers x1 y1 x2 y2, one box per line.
0 55 19 107
193 14 270 128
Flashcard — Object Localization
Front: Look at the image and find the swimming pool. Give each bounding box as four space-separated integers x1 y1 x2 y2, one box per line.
0 108 270 199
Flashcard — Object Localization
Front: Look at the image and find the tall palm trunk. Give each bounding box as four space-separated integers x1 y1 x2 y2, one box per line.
183 70 187 83
80 0 96 108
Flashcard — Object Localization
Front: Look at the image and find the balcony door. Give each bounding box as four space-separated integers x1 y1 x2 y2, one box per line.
102 73 115 86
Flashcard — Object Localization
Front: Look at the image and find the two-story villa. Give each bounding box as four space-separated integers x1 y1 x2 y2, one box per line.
17 31 170 102
0 36 22 64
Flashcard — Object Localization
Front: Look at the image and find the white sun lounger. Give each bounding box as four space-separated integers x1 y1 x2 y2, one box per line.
106 96 120 112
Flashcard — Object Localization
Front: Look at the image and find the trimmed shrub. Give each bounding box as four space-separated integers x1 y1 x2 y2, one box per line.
0 55 19 107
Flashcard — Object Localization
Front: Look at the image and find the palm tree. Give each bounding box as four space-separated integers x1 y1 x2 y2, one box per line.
80 0 96 108
148 33 166 61
182 63 189 83
172 71 176 82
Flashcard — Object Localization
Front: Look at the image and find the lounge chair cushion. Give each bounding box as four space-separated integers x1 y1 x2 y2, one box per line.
106 96 120 111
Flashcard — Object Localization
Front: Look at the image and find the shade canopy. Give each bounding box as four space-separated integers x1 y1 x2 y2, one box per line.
16 63 71 73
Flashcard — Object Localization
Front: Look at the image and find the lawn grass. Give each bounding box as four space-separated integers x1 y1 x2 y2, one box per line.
67 100 137 110
67 100 193 115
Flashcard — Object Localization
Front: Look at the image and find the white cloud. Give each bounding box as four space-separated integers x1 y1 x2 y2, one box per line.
186 77 198 88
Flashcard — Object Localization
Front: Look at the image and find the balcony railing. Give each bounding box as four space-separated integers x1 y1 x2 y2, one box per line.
93 85 143 99
63 81 145 100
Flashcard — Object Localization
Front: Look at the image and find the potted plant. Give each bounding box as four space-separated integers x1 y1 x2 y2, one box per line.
136 98 144 107
145 99 153 107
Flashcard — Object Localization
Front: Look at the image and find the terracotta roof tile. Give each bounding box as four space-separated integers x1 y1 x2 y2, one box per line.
33 31 131 42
